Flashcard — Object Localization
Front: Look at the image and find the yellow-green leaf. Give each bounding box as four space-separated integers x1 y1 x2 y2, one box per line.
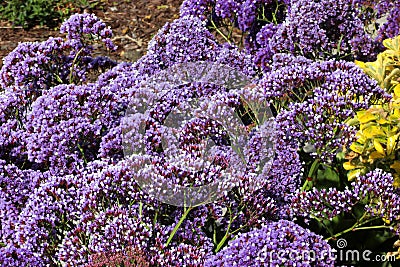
384 68 400 90
373 140 386 155
358 112 378 124
360 121 379 131
389 113 400 122
357 134 367 144
394 174 400 188
387 134 399 155
369 151 385 160
348 169 363 181
391 161 400 172
345 117 359 126
343 162 357 170
383 36 400 52
356 110 367 118
377 117 390 125
394 108 400 118
350 142 364 154
391 126 399 134
362 125 386 138
355 60 366 70
394 84 400 98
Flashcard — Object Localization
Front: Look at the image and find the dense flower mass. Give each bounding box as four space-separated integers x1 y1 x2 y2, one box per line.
2 1 400 266
206 220 335 266
0 13 116 94
292 169 400 233
24 83 120 174
269 0 381 60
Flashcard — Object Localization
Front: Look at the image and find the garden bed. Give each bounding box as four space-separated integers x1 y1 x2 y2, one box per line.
0 0 182 65
1 1 400 266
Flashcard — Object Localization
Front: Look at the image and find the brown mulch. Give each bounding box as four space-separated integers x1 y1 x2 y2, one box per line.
0 0 183 66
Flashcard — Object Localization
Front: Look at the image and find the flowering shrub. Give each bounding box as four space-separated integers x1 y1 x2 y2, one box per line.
1 1 400 266
345 35 400 183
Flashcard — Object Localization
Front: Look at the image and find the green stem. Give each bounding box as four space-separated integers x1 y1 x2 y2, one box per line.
301 159 320 191
325 216 380 241
271 9 277 24
69 47 85 84
215 230 230 253
55 74 63 84
153 210 158 226
227 24 234 40
77 143 88 164
165 207 193 247
139 202 143 217
354 225 391 231
229 224 247 236
213 222 217 245
215 215 234 253
210 18 231 44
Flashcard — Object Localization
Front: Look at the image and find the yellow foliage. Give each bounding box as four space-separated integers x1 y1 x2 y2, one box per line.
345 35 400 184
355 35 400 94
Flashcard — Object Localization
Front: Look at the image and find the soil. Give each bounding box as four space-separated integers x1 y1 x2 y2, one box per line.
0 0 183 67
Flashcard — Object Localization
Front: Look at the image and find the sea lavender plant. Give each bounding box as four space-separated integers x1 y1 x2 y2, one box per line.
0 13 116 96
292 169 400 238
181 0 400 64
206 220 335 266
255 53 389 161
24 83 121 174
3 2 400 265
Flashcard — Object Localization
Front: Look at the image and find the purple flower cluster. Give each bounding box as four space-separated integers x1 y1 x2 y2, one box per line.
1 2 400 265
143 15 255 78
255 53 389 161
0 14 275 264
253 23 279 71
376 2 400 42
181 0 400 64
0 90 29 166
206 220 334 266
24 83 120 174
353 0 400 42
292 169 400 234
180 0 288 61
270 0 376 59
0 13 116 96
60 13 116 52
180 0 215 21
214 0 240 20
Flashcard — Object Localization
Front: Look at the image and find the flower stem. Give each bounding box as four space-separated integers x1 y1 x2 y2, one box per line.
69 47 85 84
165 206 193 247
77 143 88 164
301 159 320 191
215 217 233 253
210 18 231 44
325 215 381 241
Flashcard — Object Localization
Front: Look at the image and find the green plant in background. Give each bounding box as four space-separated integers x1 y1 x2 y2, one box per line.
75 0 104 10
0 0 72 28
344 35 400 184
0 0 103 29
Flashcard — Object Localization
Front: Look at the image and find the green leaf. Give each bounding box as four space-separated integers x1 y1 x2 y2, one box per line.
350 142 365 154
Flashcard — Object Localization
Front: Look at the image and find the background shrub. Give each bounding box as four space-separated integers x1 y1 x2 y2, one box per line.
0 0 100 28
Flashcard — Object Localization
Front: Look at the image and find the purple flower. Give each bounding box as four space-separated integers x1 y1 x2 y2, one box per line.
292 169 400 234
206 220 334 266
